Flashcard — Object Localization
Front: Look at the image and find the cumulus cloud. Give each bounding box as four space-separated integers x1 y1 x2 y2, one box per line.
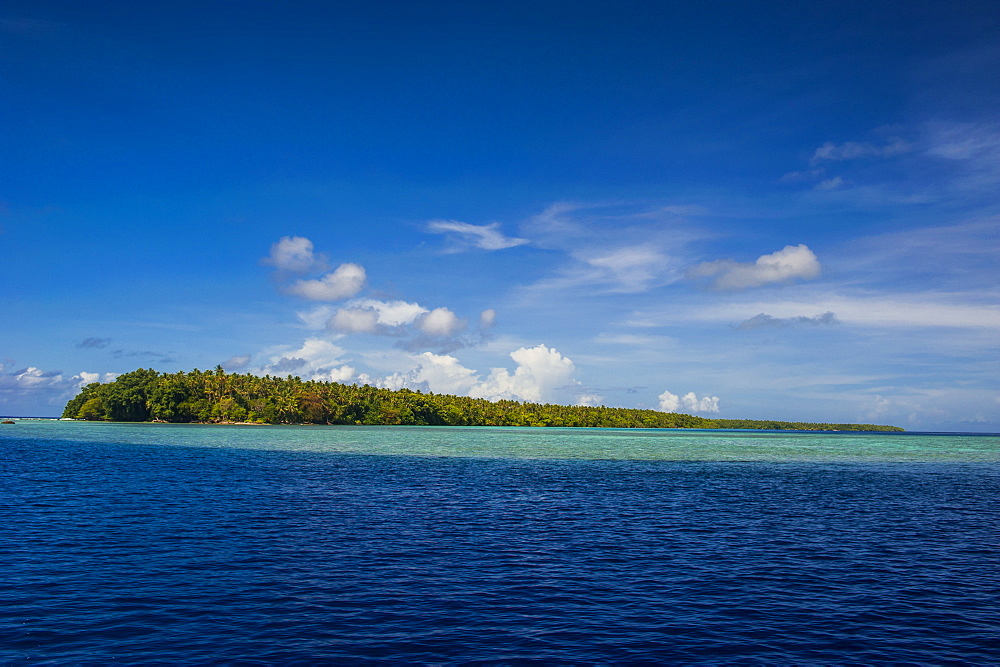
658 389 720 414
479 309 497 329
263 236 328 273
221 354 251 371
329 307 380 334
810 137 911 164
417 307 464 337
327 299 429 335
324 299 490 355
375 352 480 396
353 299 428 327
576 394 603 407
77 337 111 349
471 344 576 403
259 338 355 382
688 244 821 290
287 263 367 301
738 311 840 330
426 220 529 251
370 344 577 404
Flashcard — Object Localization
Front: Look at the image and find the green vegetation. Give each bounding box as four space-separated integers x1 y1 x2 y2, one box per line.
62 367 904 431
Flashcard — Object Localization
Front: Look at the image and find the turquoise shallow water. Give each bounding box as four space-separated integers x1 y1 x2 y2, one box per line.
2 422 998 662
4 420 999 462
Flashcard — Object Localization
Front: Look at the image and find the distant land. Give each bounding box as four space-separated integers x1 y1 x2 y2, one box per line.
61 368 904 431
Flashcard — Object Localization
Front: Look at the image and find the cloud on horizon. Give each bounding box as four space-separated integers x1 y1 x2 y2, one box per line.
373 343 577 404
0 364 118 414
658 389 720 414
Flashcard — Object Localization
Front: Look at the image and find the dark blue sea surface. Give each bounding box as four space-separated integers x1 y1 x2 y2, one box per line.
2 425 999 663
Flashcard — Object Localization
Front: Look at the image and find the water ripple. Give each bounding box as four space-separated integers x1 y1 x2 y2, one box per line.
1 432 998 663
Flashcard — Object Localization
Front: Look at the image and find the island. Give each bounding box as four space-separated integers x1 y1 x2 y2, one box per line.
62 368 904 431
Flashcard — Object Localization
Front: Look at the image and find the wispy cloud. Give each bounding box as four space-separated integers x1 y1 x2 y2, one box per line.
519 202 702 294
810 136 912 164
426 220 529 252
692 294 1000 329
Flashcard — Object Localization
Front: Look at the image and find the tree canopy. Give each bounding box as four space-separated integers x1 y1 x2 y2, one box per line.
62 368 904 431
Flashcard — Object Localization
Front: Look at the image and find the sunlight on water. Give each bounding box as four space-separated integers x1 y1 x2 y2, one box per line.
5 421 998 462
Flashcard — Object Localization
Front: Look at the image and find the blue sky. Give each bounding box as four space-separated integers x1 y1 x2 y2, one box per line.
1 1 997 430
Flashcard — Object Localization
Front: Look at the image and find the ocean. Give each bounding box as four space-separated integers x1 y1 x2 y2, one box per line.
2 422 998 663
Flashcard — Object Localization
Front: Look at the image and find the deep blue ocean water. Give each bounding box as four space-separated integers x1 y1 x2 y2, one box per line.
2 422 998 664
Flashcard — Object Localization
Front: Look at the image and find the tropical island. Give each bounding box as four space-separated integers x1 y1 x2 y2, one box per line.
61 368 904 431
56 366 903 431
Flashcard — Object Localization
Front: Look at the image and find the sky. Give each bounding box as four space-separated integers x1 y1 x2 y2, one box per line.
1 1 998 431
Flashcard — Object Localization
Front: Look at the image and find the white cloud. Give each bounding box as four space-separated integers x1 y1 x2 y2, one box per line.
576 393 603 407
688 244 821 290
0 366 119 415
329 308 380 334
417 307 464 337
263 236 327 273
311 365 357 383
296 305 338 330
352 299 428 327
327 299 430 335
658 389 720 414
376 352 480 395
426 219 529 251
367 344 577 403
259 338 354 382
578 245 669 293
287 263 367 301
471 344 576 403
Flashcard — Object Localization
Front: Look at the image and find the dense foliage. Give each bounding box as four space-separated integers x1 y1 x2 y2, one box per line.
62 368 904 431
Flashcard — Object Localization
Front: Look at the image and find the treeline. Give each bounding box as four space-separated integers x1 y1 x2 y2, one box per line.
61 368 903 431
